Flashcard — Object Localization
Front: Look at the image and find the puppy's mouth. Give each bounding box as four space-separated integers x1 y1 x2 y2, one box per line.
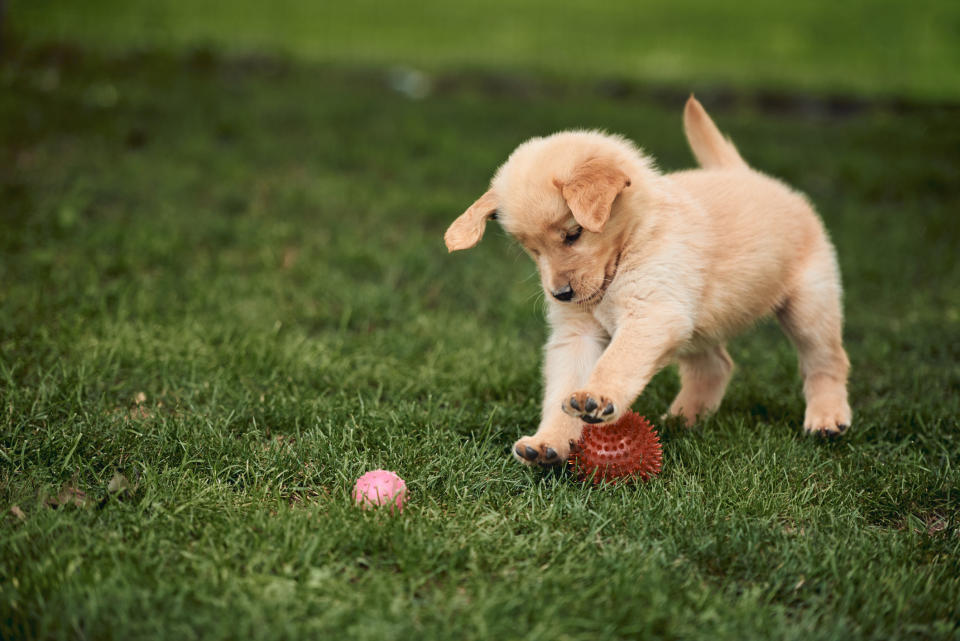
576 252 621 306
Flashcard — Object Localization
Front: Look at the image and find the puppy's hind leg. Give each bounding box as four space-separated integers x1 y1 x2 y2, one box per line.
776 248 852 436
668 344 734 425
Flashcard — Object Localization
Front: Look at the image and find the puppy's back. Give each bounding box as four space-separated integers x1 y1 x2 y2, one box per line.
668 168 828 336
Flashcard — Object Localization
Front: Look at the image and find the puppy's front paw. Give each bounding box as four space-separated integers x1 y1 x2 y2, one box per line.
562 390 619 424
513 436 576 467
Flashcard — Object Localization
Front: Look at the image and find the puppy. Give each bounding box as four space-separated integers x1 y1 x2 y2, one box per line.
445 97 851 466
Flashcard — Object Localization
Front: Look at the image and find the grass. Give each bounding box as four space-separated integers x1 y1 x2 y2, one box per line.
9 0 960 102
1 22 960 641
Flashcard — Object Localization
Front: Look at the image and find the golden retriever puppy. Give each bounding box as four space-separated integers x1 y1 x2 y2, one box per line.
445 97 851 466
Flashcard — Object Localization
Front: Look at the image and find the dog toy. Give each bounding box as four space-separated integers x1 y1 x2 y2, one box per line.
352 470 407 512
568 410 662 484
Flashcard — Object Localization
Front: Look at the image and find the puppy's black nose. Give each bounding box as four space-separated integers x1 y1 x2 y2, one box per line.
551 284 574 302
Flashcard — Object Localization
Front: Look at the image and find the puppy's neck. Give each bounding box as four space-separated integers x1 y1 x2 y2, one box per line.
612 175 679 267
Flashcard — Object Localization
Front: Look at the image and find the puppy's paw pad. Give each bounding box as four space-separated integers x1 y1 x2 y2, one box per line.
512 437 572 467
562 391 618 424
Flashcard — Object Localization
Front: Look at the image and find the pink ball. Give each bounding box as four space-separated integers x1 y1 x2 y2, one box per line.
352 470 407 513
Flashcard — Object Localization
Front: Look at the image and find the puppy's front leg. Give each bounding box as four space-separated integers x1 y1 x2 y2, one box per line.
513 310 608 466
563 305 691 424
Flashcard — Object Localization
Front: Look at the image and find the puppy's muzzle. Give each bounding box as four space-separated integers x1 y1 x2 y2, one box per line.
551 284 574 302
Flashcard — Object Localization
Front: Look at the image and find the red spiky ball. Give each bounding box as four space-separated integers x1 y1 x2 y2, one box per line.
568 410 662 484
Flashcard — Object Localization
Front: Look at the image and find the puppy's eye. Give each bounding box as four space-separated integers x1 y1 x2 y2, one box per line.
562 226 583 246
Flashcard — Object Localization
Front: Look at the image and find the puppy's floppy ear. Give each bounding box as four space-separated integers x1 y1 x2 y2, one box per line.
444 189 498 252
554 158 631 233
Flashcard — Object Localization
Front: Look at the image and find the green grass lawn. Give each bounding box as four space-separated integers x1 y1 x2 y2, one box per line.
2 23 960 641
10 0 960 102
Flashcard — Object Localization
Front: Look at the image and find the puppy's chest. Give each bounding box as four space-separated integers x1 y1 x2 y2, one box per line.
591 299 621 337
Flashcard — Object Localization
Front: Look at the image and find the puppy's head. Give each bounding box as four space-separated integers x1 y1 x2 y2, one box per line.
445 131 648 306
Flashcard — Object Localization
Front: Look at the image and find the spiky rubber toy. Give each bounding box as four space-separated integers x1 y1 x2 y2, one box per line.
568 410 662 484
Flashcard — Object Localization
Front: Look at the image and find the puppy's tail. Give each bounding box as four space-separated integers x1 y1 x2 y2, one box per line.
683 95 748 170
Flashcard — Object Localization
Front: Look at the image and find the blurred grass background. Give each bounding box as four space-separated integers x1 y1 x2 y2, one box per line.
10 0 960 100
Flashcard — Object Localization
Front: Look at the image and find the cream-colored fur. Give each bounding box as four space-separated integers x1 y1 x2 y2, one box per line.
445 97 851 466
